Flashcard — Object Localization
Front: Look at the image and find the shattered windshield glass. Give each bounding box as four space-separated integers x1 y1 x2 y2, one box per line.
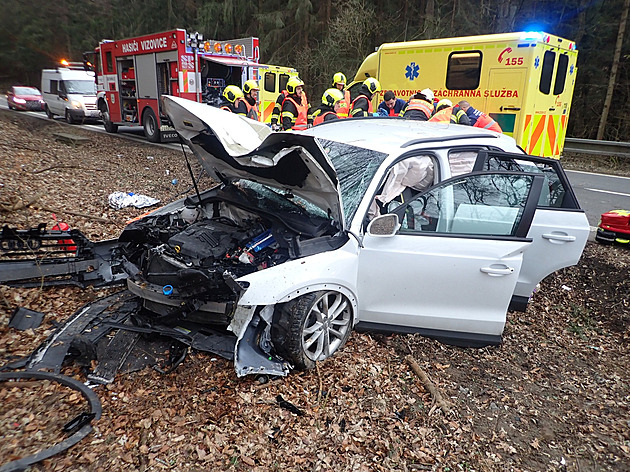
237 180 329 219
318 139 387 224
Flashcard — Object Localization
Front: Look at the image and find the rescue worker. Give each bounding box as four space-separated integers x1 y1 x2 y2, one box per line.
377 90 406 117
312 88 345 125
428 99 470 125
400 88 434 121
219 85 247 115
349 78 381 118
458 100 501 132
270 89 289 130
281 77 311 130
242 79 260 121
332 72 351 118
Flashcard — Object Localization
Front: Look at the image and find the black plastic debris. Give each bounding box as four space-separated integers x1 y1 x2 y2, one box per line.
276 394 304 416
8 307 45 331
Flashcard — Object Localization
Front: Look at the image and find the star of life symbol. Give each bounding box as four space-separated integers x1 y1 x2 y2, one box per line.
405 62 420 80
534 56 540 69
570 64 575 75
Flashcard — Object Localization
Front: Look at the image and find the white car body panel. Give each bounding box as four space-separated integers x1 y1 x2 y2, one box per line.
358 233 528 336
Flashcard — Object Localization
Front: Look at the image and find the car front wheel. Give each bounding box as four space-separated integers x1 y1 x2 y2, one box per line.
271 291 353 370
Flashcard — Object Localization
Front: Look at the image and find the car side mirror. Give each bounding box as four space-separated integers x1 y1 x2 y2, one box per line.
367 214 400 237
58 91 67 100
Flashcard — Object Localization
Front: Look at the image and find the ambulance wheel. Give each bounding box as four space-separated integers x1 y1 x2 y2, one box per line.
143 109 161 143
65 110 75 125
45 105 54 119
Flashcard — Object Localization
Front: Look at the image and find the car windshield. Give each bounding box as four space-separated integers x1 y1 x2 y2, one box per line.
63 80 95 95
14 87 40 96
317 139 388 224
237 179 330 220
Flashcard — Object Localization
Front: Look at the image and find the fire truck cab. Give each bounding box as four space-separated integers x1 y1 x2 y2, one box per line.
93 29 264 142
349 32 578 158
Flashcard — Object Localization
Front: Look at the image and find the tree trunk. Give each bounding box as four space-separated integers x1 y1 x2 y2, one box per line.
597 0 630 140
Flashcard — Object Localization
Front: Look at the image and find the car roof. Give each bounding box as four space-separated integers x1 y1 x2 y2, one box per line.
301 117 520 154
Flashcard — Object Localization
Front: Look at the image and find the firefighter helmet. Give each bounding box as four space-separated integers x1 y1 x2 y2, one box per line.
286 77 305 94
223 85 244 103
332 72 347 87
363 77 381 95
420 88 434 102
321 88 345 107
243 80 259 94
436 98 453 110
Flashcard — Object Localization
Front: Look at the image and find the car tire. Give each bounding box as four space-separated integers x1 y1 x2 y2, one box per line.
45 105 54 119
65 110 75 125
143 108 160 143
271 290 353 370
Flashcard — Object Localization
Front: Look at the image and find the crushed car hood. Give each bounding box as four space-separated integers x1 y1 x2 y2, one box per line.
162 95 344 226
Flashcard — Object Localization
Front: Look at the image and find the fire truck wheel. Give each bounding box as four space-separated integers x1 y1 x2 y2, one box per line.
143 109 161 143
100 106 118 133
45 105 54 119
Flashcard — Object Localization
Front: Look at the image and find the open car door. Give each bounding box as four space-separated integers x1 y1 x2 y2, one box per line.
473 151 590 311
356 171 545 347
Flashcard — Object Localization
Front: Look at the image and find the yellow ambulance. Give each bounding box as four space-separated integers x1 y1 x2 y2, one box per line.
257 64 299 123
349 32 578 158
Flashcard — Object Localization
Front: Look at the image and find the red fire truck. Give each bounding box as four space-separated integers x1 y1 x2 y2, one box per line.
91 29 263 142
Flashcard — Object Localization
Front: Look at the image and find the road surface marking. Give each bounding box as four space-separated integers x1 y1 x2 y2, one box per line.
584 188 630 198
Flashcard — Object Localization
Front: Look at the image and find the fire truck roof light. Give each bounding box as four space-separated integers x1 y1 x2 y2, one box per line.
214 42 222 53
224 43 233 54
60 59 69 66
235 44 244 55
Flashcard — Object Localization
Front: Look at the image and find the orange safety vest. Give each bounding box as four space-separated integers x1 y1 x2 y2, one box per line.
474 113 502 132
428 106 453 123
336 90 351 118
405 99 433 119
244 100 260 121
313 111 336 125
349 94 373 116
283 95 308 130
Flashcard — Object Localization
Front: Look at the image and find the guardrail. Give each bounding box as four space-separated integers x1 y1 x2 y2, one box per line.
564 137 630 158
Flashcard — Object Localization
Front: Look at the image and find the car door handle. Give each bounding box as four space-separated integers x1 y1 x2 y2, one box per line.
480 265 514 276
542 233 576 242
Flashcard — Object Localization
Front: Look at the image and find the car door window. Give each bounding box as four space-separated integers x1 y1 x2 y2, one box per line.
473 151 579 209
394 172 542 237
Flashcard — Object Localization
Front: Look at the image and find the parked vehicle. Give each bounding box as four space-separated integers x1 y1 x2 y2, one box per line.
41 62 99 124
349 32 578 158
6 86 45 111
0 98 589 377
88 29 297 142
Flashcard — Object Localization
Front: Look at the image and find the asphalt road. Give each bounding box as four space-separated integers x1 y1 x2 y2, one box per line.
2 95 628 232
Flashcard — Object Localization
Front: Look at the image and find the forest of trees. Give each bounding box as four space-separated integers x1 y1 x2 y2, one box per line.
0 0 628 140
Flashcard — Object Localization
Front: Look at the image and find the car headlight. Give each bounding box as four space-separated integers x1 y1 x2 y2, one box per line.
14 98 26 104
71 100 83 109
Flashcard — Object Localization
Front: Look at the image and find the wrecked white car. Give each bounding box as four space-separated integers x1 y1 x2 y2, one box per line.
0 96 589 379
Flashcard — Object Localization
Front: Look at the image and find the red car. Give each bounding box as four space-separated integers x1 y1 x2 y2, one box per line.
6 86 45 111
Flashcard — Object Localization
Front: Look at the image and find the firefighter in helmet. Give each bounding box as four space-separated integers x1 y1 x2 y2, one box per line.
429 99 471 125
219 85 247 115
281 76 311 130
332 72 351 118
349 78 381 118
242 79 260 121
312 88 345 125
400 88 434 121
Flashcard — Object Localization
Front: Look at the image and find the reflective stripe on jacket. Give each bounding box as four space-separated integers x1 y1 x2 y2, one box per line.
349 94 373 117
473 113 502 132
313 111 336 125
404 99 433 120
244 100 260 121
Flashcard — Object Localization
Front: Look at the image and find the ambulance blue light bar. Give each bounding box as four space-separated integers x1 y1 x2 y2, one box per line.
520 31 544 41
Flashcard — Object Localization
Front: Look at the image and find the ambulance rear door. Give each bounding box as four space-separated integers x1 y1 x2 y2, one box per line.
485 67 527 140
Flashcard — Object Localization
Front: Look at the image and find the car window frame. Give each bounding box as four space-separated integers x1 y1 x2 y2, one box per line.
472 150 581 210
389 170 544 240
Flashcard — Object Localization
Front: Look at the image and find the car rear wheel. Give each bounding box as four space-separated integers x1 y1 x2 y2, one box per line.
143 108 160 143
271 291 353 370
45 105 54 119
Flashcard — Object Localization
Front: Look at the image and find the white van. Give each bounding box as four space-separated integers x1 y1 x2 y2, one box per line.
41 65 100 124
